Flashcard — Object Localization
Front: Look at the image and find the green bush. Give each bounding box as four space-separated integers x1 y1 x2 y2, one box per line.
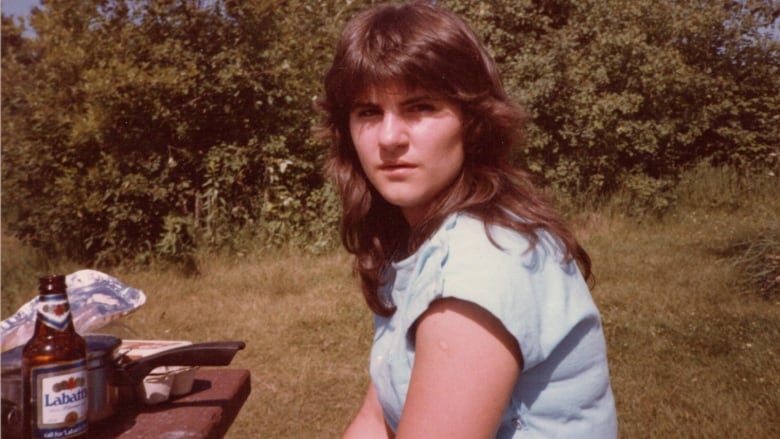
2 0 777 266
451 0 780 208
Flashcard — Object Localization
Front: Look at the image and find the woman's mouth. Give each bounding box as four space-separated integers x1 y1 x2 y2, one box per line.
379 162 415 177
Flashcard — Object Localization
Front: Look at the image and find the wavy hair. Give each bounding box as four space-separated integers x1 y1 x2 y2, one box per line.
317 1 591 316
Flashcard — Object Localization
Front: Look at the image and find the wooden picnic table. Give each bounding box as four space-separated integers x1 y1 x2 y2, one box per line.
90 368 251 438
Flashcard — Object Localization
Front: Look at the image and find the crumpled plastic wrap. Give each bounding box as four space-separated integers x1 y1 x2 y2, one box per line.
1 270 146 352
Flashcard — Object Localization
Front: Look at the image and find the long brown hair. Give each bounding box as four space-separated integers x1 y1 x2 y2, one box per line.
318 1 591 316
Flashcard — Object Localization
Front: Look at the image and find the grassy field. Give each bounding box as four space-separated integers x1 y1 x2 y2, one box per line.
2 166 778 438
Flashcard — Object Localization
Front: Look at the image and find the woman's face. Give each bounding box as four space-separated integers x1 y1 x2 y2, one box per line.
349 84 465 226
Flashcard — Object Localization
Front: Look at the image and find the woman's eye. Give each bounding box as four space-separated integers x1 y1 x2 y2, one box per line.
353 107 380 118
410 103 435 113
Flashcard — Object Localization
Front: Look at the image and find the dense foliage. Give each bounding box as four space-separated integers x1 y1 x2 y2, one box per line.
450 0 780 213
2 0 778 266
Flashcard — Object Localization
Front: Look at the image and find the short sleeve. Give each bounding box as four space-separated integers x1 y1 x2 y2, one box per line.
396 214 591 371
371 213 614 436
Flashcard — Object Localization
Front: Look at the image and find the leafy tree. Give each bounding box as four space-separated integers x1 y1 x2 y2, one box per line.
2 0 777 266
220 0 374 251
448 0 780 213
2 0 279 265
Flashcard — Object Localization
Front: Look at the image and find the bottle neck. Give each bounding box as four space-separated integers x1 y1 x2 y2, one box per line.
34 290 77 334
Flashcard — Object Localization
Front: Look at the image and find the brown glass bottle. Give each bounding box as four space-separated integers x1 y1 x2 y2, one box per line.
21 275 88 439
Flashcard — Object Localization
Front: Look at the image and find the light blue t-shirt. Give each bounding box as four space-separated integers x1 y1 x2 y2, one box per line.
370 213 618 438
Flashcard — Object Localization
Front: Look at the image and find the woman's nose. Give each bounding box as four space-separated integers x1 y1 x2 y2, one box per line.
378 113 408 150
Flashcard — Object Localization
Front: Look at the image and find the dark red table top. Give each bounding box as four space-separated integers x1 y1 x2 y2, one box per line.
90 368 251 438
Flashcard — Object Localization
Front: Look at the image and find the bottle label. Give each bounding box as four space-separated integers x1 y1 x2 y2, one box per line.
30 359 88 438
35 293 72 332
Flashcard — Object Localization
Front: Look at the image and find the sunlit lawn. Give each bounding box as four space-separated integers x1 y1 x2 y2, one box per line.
2 167 778 438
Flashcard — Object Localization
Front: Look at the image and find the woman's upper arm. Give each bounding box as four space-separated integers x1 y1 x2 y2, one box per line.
343 380 394 439
395 297 523 439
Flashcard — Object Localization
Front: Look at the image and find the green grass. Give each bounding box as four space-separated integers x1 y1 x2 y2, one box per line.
2 166 778 438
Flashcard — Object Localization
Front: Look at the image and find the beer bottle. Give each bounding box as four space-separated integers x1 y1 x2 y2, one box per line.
22 275 88 439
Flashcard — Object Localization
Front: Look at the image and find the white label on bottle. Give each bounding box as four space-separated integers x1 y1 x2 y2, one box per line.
35 293 71 331
31 359 88 438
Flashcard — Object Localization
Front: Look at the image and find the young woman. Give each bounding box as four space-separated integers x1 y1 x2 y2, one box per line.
318 2 618 438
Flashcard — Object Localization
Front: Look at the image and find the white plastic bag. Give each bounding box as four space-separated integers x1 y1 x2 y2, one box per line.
1 270 146 351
